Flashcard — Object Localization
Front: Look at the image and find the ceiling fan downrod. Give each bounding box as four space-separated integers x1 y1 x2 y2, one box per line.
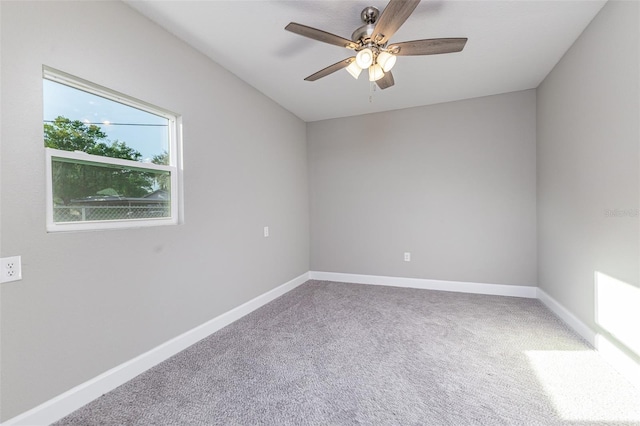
352 6 380 44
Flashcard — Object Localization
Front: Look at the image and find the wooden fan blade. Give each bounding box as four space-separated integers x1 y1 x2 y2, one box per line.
376 71 395 90
285 23 358 50
388 38 467 56
371 0 420 45
304 57 355 81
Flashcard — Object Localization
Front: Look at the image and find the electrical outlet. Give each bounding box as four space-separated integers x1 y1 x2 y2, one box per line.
1 256 22 283
264 226 269 237
404 252 411 262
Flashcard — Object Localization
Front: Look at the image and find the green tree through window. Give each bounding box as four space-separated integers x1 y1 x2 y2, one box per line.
44 116 158 204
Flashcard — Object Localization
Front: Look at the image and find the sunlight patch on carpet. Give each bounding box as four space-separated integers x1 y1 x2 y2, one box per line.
526 350 640 422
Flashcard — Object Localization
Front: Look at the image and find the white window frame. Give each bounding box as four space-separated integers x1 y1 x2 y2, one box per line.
43 67 183 232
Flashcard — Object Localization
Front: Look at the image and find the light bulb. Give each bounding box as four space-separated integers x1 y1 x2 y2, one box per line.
345 61 362 79
377 51 397 72
356 48 374 69
368 63 384 82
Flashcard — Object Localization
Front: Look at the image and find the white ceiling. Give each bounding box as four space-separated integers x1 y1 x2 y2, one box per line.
125 0 606 122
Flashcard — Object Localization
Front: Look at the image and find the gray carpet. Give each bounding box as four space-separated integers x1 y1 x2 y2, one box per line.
56 280 640 425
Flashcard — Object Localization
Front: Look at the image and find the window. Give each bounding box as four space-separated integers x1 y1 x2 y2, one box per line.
43 67 181 231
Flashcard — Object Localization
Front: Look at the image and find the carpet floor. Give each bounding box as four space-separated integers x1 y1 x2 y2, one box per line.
56 280 640 425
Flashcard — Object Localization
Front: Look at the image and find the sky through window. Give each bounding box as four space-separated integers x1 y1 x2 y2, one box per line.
43 79 169 162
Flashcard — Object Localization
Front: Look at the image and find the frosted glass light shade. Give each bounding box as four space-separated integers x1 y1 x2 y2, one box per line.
377 51 396 72
368 63 384 81
356 48 374 69
346 61 362 79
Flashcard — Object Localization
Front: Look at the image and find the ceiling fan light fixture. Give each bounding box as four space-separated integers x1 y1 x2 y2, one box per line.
368 63 384 82
345 61 362 79
377 51 397 72
356 48 374 69
284 1 468 91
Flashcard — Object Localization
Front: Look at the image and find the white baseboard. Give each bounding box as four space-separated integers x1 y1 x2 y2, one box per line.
309 271 538 298
537 288 640 390
536 288 597 345
2 272 309 426
5 271 638 425
595 334 640 390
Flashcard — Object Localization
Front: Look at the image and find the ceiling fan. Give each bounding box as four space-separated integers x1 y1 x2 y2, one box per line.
285 0 467 90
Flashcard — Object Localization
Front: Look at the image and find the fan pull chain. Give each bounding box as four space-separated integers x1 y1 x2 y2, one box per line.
369 82 377 103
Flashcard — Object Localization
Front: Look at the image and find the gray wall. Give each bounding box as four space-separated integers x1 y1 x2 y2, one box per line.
308 90 537 286
2 0 636 421
537 0 639 357
0 1 309 420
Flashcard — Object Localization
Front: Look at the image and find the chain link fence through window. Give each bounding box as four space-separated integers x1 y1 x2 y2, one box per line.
54 204 170 222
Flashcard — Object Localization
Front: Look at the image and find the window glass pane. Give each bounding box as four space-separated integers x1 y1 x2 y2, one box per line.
51 157 171 223
43 79 169 164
